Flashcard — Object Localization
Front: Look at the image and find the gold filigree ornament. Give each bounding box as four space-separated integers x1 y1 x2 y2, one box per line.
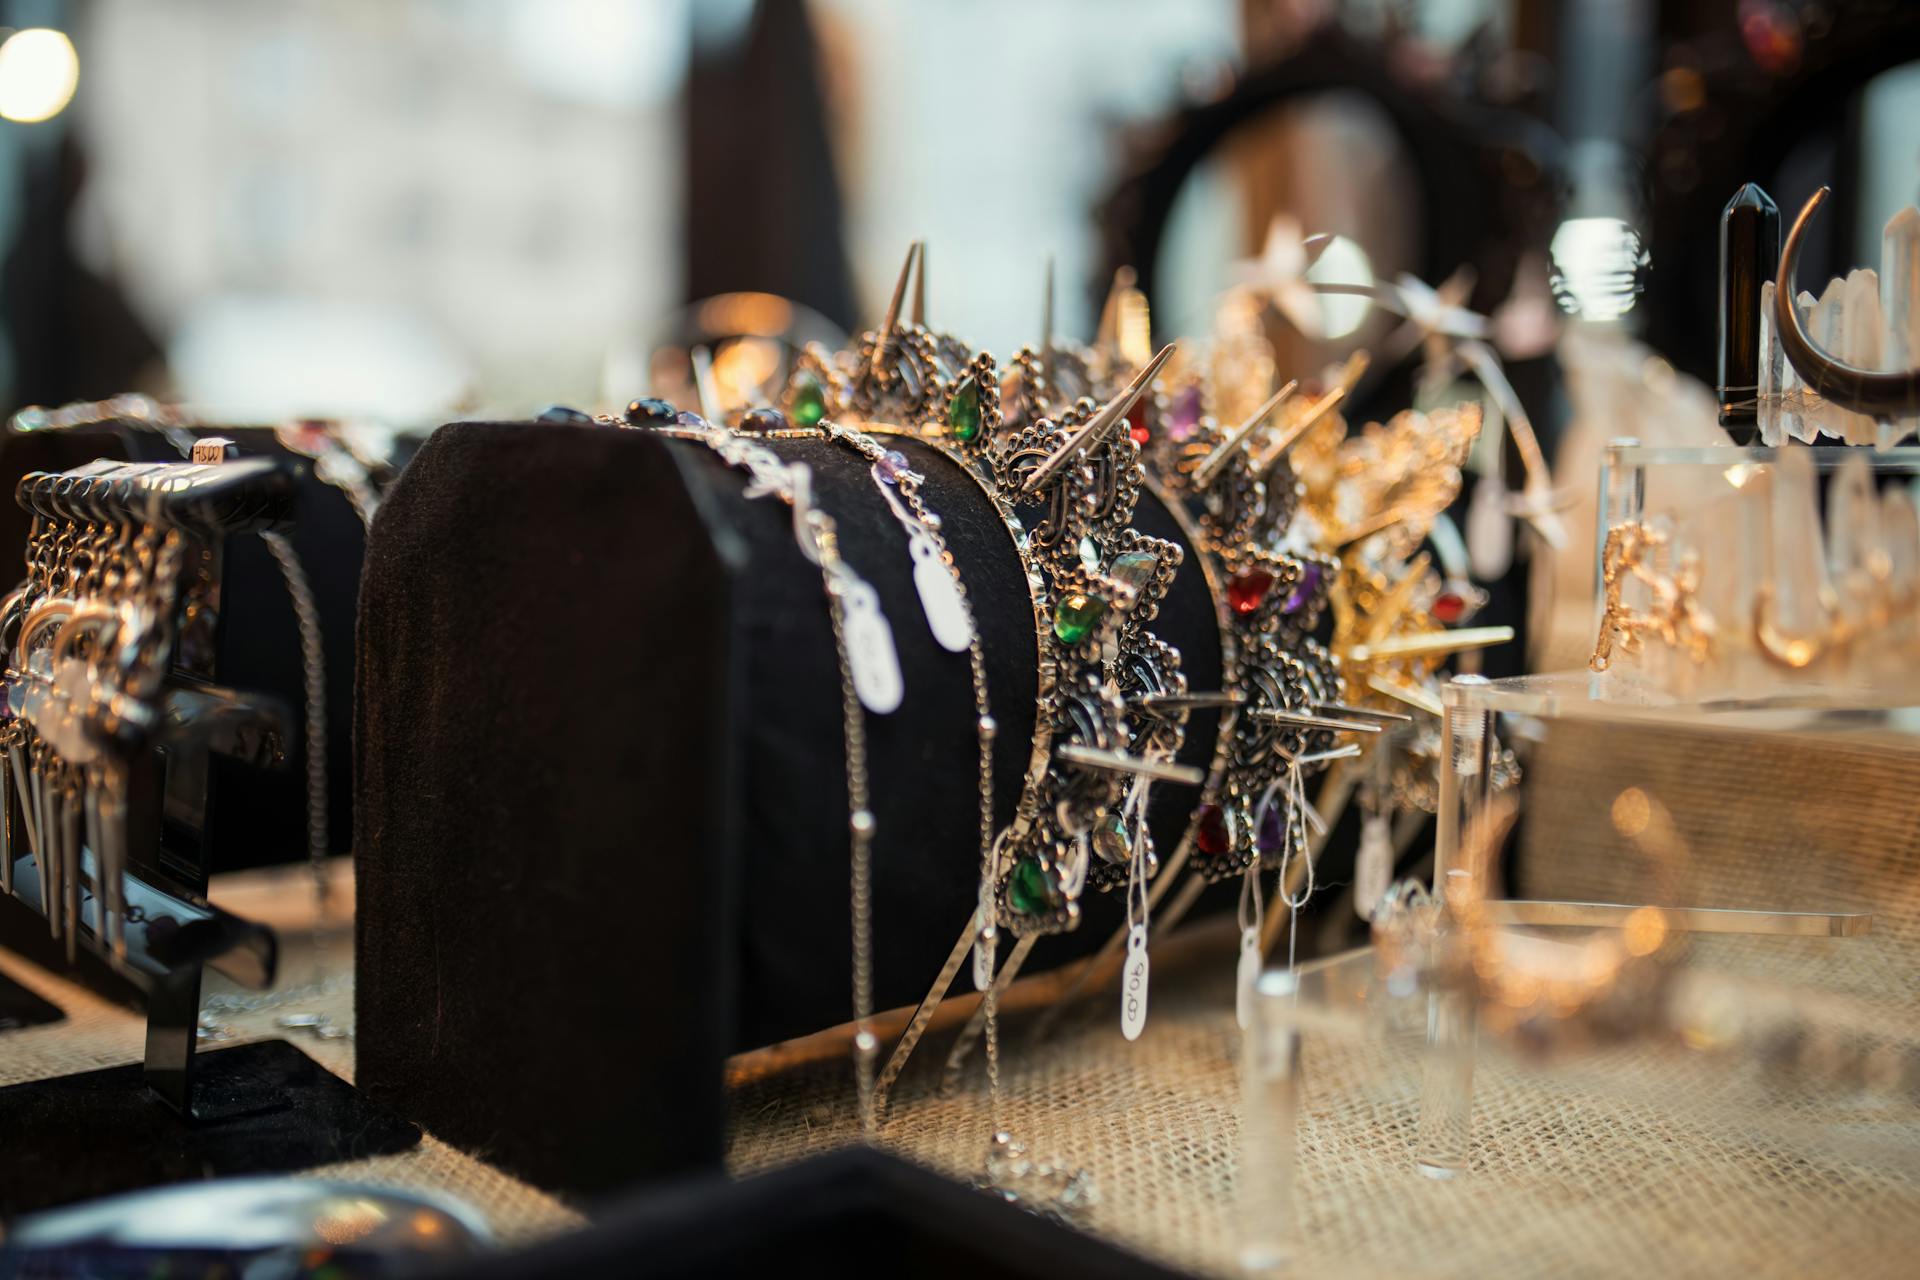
1590 522 1717 673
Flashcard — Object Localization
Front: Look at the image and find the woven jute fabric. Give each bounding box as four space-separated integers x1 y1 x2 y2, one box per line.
4 714 1916 1273
727 716 1920 1278
0 947 582 1246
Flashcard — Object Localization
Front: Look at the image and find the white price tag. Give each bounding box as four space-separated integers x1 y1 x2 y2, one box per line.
840 581 903 714
1235 927 1262 1031
1120 925 1150 1041
912 538 973 652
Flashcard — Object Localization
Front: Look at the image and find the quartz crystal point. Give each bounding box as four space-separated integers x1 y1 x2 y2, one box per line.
1787 290 1819 442
1881 486 1920 627
1885 207 1920 373
1769 447 1835 643
1758 280 1784 446
1882 208 1920 446
1809 279 1852 442
1840 268 1883 445
1826 452 1880 627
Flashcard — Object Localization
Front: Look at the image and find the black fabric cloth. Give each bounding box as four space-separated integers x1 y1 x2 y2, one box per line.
353 422 1225 1197
0 1039 419 1218
354 423 737 1199
447 1147 1189 1280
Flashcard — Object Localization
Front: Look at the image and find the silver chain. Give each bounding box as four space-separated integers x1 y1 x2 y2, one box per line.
259 530 332 965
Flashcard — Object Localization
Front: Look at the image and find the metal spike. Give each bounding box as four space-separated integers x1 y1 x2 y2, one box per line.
1055 743 1204 785
1135 691 1247 710
1251 385 1346 474
1363 552 1433 646
1253 708 1383 734
1313 702 1414 723
910 240 927 328
1118 286 1152 368
1366 672 1443 717
870 242 921 380
1293 743 1364 766
1191 379 1298 489
690 345 721 423
1334 504 1412 549
1041 256 1056 388
1347 625 1514 663
1095 266 1136 353
1022 342 1175 495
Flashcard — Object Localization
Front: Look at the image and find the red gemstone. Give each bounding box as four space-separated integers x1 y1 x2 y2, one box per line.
1432 591 1466 623
1127 399 1151 447
1196 804 1229 856
1227 568 1275 616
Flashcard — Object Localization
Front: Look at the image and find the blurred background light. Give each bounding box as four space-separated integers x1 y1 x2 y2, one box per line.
1548 216 1650 324
1305 234 1376 340
169 296 470 423
0 27 79 124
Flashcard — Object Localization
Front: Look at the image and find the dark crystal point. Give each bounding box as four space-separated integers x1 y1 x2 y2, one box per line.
536 405 593 424
624 397 679 427
1719 183 1780 439
740 407 787 433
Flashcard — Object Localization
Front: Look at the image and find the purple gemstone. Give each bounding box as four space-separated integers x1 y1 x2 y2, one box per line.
1257 804 1284 854
1169 386 1202 441
876 449 912 483
675 410 707 428
1281 563 1322 614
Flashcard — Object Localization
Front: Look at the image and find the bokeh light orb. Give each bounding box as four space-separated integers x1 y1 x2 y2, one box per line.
0 28 79 124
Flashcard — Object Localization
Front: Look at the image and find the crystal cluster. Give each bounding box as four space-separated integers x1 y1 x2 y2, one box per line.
1758 206 1920 447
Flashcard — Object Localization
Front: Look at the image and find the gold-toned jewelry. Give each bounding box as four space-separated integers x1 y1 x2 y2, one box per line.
1591 521 1716 673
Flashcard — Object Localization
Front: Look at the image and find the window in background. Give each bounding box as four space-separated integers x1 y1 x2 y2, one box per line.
1859 60 1920 255
812 0 1240 358
73 0 687 420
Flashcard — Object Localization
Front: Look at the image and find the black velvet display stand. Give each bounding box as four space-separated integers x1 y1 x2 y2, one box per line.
355 422 1227 1203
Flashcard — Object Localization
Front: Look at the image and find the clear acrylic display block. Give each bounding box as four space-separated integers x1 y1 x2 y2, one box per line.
1595 442 1920 703
1233 668 1918 1274
1237 938 1920 1276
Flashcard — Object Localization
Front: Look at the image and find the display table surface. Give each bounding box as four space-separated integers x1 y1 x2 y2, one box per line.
0 863 583 1246
4 859 1916 1277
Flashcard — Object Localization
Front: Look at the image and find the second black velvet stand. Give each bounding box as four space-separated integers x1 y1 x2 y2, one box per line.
354 421 1225 1199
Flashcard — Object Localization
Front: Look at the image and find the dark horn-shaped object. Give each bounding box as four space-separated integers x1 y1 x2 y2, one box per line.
1775 187 1920 418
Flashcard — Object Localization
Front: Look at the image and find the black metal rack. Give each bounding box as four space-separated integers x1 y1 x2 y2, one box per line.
0 455 291 1113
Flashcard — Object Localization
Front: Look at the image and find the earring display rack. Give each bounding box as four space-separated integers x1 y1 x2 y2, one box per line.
0 456 419 1216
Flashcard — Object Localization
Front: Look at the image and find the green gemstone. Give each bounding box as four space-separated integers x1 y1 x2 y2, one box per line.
791 372 827 427
1053 591 1107 644
1110 550 1158 595
1009 856 1055 915
948 375 982 442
